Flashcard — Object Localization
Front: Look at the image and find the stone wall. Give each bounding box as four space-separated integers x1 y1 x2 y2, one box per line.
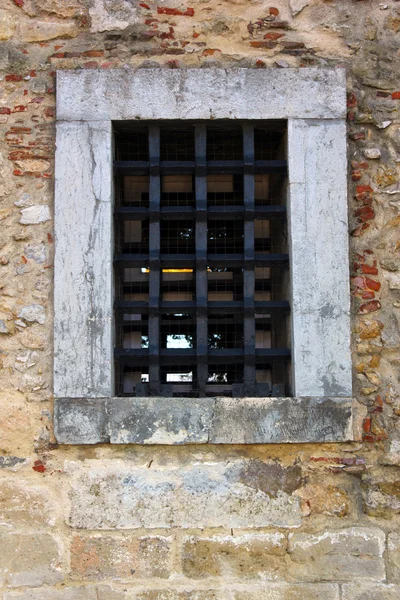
1 0 400 598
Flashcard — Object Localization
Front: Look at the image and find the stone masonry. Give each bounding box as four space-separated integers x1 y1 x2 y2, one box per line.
1 0 400 598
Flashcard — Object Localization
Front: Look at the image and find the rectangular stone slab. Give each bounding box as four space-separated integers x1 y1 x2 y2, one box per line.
54 396 354 445
57 68 346 122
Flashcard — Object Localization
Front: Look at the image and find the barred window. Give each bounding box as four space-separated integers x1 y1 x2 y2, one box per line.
114 122 291 398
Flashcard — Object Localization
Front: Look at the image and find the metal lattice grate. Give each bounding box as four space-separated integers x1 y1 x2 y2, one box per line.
114 121 290 397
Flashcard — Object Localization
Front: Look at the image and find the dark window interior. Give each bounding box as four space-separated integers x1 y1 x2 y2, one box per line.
114 121 290 397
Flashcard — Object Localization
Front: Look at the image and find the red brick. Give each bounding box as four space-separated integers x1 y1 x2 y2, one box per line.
366 278 381 292
250 41 277 48
82 50 105 57
264 32 284 40
347 92 357 107
5 74 23 82
157 7 194 16
359 300 381 314
392 91 400 99
140 2 150 8
0 108 11 114
356 185 373 194
361 264 378 275
269 7 279 16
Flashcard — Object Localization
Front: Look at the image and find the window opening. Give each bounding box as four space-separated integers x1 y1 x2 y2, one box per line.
114 121 290 397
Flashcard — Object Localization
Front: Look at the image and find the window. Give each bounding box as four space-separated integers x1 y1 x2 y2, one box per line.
54 68 355 444
113 121 290 398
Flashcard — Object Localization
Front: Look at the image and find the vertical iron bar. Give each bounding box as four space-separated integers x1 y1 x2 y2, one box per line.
195 124 208 396
148 125 161 396
243 124 256 396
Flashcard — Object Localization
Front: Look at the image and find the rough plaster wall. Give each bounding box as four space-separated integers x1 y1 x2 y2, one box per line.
0 0 400 597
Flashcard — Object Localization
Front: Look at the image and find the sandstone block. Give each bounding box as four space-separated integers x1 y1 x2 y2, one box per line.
70 534 172 580
231 583 340 600
129 592 222 600
388 532 400 582
67 459 302 529
362 468 400 517
182 533 286 580
287 528 385 582
0 390 35 455
89 0 139 32
342 583 400 599
0 10 16 40
0 533 63 587
4 588 97 600
19 20 78 42
0 479 56 529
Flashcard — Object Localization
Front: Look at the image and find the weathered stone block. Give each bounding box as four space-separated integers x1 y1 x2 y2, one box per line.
0 479 57 529
182 533 286 579
4 588 97 600
70 534 172 579
230 584 340 600
108 397 214 444
342 583 400 600
129 593 221 600
388 532 400 582
0 533 63 587
67 459 302 529
210 397 353 443
18 20 78 42
54 398 108 444
362 467 400 517
0 10 16 40
287 528 385 582
57 69 346 122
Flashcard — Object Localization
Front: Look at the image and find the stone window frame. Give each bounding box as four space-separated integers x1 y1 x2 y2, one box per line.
54 68 357 445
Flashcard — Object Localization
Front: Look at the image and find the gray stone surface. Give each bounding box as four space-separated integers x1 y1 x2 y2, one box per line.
210 396 353 443
55 396 354 445
288 119 352 397
54 398 108 444
67 458 302 529
287 528 386 582
57 68 346 122
107 397 214 444
54 120 113 399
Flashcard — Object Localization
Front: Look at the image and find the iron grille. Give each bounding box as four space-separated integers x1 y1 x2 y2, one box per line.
114 121 291 397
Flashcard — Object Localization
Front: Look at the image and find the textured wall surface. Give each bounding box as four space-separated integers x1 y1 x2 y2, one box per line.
1 0 400 598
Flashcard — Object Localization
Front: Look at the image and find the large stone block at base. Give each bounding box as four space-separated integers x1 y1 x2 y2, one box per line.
67 459 302 529
342 583 400 600
287 528 385 582
0 533 63 587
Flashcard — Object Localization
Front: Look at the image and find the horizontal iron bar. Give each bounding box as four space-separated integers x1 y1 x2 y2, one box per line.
114 159 287 175
114 300 290 314
115 253 289 268
115 205 287 221
115 347 291 363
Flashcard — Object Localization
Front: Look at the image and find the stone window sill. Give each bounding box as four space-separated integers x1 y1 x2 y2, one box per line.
54 396 360 445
